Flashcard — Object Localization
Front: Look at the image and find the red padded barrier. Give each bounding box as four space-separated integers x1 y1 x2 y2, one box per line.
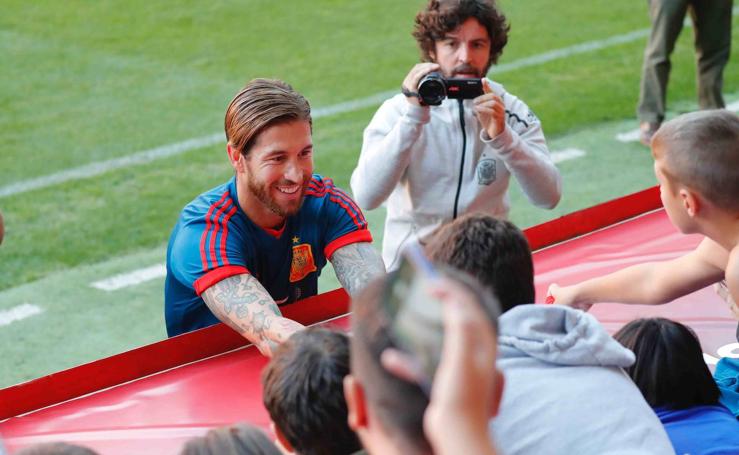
0 288 349 420
0 187 664 421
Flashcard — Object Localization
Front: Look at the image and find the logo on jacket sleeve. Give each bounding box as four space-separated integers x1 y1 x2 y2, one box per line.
289 243 317 282
477 158 496 185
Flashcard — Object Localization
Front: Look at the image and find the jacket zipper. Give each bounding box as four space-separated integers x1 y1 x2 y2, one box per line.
452 98 466 219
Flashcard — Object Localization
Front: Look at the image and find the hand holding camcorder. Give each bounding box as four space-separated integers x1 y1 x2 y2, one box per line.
416 72 484 106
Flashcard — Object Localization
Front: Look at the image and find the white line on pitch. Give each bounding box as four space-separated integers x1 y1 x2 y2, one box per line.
616 100 739 143
615 129 642 143
551 148 586 164
91 263 166 291
0 21 685 200
726 100 739 112
0 303 43 327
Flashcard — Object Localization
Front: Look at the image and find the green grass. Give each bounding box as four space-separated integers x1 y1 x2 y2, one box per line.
1 0 738 386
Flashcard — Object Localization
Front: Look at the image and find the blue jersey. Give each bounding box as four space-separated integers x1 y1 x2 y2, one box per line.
164 174 372 336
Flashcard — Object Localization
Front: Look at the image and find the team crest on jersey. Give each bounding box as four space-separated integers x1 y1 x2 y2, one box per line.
289 244 317 282
477 158 496 185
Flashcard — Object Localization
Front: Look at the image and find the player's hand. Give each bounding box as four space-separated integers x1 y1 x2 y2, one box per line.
546 283 593 312
256 340 278 357
402 63 440 106
473 80 506 140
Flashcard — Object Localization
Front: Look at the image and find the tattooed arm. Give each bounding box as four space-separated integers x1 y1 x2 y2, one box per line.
330 242 385 297
201 273 304 357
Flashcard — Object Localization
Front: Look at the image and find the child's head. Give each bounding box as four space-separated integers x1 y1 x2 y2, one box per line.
613 318 719 409
261 327 361 455
425 212 534 312
651 110 739 233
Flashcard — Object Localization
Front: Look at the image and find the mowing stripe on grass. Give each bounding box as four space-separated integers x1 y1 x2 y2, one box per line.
3 7 737 200
0 30 675 199
0 304 43 327
90 264 166 291
616 98 739 143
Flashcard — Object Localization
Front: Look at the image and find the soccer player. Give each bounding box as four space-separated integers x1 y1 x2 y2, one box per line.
165 79 384 356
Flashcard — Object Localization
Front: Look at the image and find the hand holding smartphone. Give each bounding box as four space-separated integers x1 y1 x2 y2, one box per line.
383 243 445 391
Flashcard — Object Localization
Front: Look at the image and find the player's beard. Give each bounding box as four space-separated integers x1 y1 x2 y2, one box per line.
246 171 308 218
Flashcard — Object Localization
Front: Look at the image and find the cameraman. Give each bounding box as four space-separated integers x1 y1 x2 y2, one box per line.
351 0 561 269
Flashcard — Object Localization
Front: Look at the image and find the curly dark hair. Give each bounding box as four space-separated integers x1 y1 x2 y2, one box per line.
413 0 510 67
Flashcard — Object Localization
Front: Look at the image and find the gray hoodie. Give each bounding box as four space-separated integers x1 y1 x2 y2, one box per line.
491 305 674 455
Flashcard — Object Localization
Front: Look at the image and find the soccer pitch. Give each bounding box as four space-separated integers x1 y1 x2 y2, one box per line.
1 0 738 387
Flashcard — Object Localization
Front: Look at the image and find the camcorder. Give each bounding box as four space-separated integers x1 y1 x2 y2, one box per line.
383 243 444 393
417 72 484 106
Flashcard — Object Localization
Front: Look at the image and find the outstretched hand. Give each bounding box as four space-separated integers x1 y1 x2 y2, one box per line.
546 283 593 312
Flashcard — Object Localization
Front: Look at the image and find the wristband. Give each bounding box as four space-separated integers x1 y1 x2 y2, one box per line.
402 86 419 99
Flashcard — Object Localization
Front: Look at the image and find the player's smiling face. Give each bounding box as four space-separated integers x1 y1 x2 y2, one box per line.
431 17 491 79
241 120 313 223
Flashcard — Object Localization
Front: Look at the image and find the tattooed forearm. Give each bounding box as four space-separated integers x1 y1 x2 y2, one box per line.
331 242 385 297
211 274 280 318
202 273 304 355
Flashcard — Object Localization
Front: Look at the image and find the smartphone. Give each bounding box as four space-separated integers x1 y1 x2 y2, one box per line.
383 243 444 390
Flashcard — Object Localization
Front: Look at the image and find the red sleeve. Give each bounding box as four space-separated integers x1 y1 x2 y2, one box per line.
324 230 374 260
194 265 250 296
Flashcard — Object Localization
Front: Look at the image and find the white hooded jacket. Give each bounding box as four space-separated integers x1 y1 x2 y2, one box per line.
350 80 561 269
491 305 674 455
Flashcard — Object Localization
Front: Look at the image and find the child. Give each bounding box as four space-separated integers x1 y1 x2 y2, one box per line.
548 110 739 332
613 318 739 453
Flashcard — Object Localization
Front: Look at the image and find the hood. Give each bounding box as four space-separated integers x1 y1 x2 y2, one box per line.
498 304 635 368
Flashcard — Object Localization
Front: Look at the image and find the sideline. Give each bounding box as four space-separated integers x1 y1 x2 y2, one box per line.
0 20 690 199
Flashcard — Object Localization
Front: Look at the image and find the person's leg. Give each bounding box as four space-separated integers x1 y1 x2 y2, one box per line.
637 0 690 127
690 0 732 110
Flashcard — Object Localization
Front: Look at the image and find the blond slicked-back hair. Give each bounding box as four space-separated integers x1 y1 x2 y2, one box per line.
652 110 739 212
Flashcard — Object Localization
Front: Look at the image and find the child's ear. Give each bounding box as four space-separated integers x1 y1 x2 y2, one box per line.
679 188 700 217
